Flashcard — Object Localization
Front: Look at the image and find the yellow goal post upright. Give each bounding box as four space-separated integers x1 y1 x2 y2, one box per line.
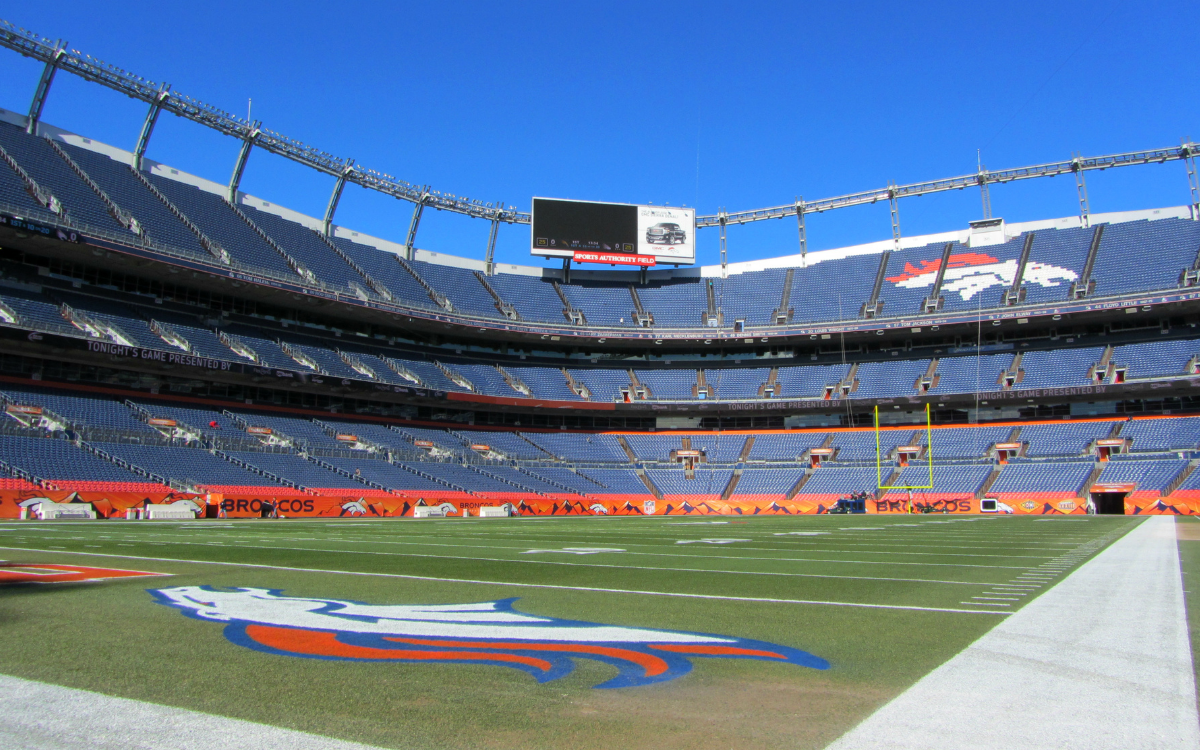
875 403 934 490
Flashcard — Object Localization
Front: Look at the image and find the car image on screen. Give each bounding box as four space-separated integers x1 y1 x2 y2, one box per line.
645 222 686 245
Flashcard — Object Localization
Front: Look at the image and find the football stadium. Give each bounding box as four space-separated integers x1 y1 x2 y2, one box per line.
0 8 1197 749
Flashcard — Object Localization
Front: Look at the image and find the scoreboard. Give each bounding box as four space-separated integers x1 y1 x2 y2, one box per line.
531 198 695 266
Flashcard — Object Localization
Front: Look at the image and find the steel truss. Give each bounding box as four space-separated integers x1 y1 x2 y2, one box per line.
0 18 1196 241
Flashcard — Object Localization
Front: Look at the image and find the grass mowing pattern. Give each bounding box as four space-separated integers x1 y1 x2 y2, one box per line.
0 514 1138 749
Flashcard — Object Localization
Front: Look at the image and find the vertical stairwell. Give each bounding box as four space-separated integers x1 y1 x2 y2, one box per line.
772 269 795 324
474 271 519 320
860 251 892 319
629 286 654 327
1003 233 1035 305
920 243 955 313
1070 224 1105 299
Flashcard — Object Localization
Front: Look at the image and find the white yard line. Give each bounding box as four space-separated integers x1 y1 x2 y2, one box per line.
0 674 389 750
0 546 1011 615
826 516 1200 750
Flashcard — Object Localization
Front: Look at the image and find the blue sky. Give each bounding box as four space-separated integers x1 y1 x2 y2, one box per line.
0 1 1195 268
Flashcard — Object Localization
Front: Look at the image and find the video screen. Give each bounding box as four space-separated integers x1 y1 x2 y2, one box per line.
531 198 638 254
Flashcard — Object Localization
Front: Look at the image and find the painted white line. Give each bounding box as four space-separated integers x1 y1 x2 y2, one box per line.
0 546 1011 615
0 673 388 750
827 517 1200 750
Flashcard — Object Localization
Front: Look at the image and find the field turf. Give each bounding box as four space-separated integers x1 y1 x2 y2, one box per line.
0 514 1141 749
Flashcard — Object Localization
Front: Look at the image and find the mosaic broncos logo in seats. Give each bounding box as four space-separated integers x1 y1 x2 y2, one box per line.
151 586 829 688
885 252 1078 301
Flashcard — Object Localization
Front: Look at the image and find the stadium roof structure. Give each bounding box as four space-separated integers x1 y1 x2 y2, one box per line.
1 17 1198 271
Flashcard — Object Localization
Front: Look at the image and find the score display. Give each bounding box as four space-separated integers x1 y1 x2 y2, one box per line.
531 197 695 266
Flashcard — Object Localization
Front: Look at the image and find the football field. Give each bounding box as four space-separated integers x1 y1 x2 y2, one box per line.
0 514 1181 749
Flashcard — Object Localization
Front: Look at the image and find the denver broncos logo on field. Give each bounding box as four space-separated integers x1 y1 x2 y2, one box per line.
150 586 828 688
885 252 1077 301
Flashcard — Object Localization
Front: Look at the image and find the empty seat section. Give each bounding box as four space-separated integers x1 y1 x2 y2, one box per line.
62 146 210 256
225 451 361 488
623 435 681 462
636 370 695 400
145 311 237 361
486 273 568 323
876 241 959 315
236 414 342 448
131 402 235 436
706 368 770 399
388 358 467 392
1021 422 1114 457
938 235 1029 313
0 435 151 483
149 176 299 279
330 237 433 309
1090 219 1200 296
522 433 629 462
0 124 130 234
280 339 362 380
560 283 635 327
747 432 829 461
1020 225 1094 304
634 280 708 328
1110 340 1198 379
0 145 54 215
829 431 910 461
454 364 517 396
564 468 649 494
789 254 879 323
852 359 930 399
1096 458 1186 492
793 466 877 496
409 260 502 320
506 367 578 400
1122 417 1200 452
522 466 606 494
0 287 77 335
645 467 733 496
930 354 1012 394
569 369 630 401
988 461 1093 495
100 443 284 486
241 205 365 291
466 432 549 460
720 268 788 325
220 326 307 371
923 426 1011 459
732 468 808 495
1017 347 1104 388
50 290 156 347
775 364 850 399
882 464 991 495
1 386 152 434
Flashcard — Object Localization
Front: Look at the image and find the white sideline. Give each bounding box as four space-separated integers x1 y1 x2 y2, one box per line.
826 516 1200 750
0 673 390 750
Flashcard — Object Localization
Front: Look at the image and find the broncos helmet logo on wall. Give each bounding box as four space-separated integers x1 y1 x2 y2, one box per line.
150 587 828 688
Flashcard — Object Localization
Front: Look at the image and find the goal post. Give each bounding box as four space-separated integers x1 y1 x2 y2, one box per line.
876 403 933 490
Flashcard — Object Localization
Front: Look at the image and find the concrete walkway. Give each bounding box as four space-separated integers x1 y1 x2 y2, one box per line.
0 674 390 750
827 516 1200 749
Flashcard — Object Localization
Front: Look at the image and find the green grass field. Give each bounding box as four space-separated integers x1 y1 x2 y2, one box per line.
0 514 1142 749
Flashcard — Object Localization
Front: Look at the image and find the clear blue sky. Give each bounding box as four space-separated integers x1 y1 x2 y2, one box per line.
0 1 1195 268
